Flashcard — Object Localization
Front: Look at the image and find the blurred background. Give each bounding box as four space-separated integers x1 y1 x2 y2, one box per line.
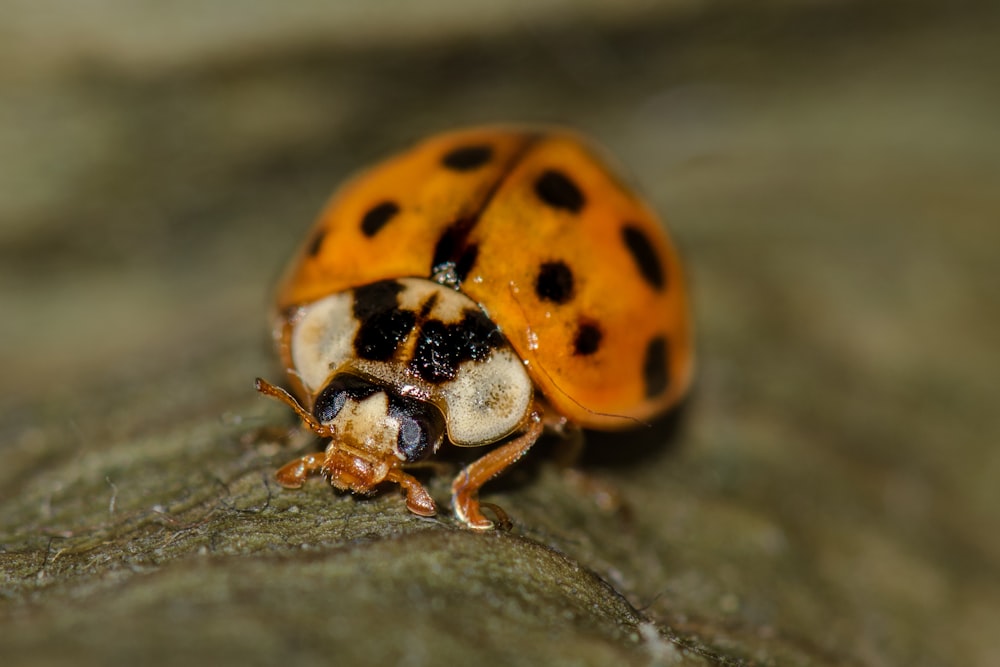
1 1 998 666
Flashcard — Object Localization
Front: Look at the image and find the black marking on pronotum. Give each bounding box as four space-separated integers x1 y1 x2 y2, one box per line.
535 261 575 304
573 321 603 356
417 292 440 320
442 145 493 171
354 309 416 361
352 280 416 361
622 224 665 290
313 373 381 423
360 201 400 237
388 394 445 462
428 134 543 282
534 169 585 213
353 280 405 322
643 336 670 398
307 230 326 257
410 308 506 384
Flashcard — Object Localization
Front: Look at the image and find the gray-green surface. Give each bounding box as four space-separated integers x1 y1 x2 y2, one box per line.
2 3 998 665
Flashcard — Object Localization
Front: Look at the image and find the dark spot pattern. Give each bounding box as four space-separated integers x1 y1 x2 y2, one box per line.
454 244 479 283
352 281 416 361
642 336 670 398
313 373 380 423
353 281 405 322
417 293 440 319
360 201 400 237
354 310 416 361
442 145 493 171
573 321 603 356
622 225 665 290
431 223 462 275
410 309 505 384
431 222 479 286
534 169 585 213
307 230 326 257
535 261 575 304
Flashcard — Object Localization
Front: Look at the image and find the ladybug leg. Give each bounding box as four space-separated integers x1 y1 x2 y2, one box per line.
386 468 437 517
275 452 326 488
451 409 544 530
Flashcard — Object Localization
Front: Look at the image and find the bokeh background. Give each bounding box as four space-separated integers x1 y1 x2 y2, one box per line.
2 2 998 665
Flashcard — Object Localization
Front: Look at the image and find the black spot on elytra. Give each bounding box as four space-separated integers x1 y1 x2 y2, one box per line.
573 321 603 356
431 222 478 285
352 281 415 361
307 230 326 257
454 244 479 282
622 225 665 290
534 169 585 213
535 261 575 304
643 336 670 398
410 309 505 384
442 145 493 171
431 224 461 274
360 201 400 237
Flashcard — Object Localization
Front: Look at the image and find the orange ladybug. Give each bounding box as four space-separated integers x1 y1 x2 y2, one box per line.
256 126 694 529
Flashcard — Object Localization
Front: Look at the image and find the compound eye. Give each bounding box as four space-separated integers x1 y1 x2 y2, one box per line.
313 373 379 424
313 388 346 424
389 396 445 462
397 416 428 459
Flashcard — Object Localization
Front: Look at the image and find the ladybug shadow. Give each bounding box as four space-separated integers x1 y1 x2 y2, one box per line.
577 399 692 469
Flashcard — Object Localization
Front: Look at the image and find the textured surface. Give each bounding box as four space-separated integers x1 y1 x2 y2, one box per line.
2 2 999 666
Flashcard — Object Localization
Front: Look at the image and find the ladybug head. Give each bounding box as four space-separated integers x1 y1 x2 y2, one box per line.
313 373 445 469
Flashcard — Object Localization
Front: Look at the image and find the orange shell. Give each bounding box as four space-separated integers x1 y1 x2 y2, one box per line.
275 126 694 429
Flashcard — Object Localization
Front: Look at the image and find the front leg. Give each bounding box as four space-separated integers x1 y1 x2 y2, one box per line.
386 468 438 517
451 410 544 530
275 452 326 488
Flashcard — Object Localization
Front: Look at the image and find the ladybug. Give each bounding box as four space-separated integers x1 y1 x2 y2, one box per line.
255 126 694 530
